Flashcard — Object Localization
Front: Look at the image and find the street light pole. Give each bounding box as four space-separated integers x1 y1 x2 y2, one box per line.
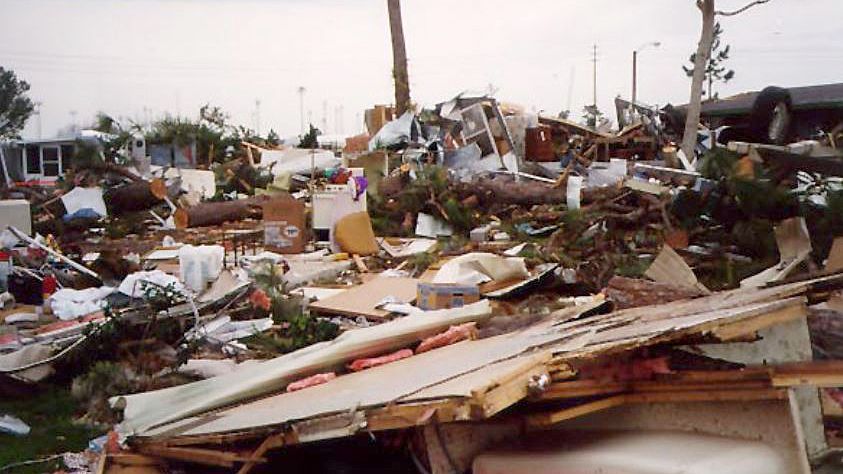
632 50 638 107
632 41 661 107
297 86 306 135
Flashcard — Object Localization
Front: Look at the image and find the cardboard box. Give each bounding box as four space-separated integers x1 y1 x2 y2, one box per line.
262 196 306 254
417 282 480 311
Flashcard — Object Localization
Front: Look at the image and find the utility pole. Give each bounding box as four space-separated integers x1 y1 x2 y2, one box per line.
387 0 411 116
297 86 306 135
591 44 598 110
69 110 78 135
321 100 328 134
588 44 598 127
633 41 661 107
34 102 43 139
254 99 261 136
632 51 637 107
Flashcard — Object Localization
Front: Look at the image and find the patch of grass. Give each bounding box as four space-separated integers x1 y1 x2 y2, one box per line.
0 385 101 473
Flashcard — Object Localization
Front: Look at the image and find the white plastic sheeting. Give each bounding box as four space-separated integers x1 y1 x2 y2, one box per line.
118 270 185 298
259 148 340 176
48 286 115 320
368 112 416 151
61 187 107 217
432 253 529 286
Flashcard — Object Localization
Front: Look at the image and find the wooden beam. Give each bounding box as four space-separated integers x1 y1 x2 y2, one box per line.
474 363 549 419
526 395 629 428
538 380 628 400
236 433 288 474
527 388 787 429
709 301 808 341
624 388 787 404
135 445 266 468
772 361 843 388
366 400 466 432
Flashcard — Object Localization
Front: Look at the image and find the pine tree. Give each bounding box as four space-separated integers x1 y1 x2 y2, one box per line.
683 22 735 99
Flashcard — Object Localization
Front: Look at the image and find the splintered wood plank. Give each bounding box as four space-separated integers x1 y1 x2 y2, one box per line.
710 301 808 341
624 388 787 404
560 297 808 362
526 395 629 428
236 433 289 474
527 388 787 429
366 400 467 431
538 380 629 400
645 245 710 294
772 361 843 388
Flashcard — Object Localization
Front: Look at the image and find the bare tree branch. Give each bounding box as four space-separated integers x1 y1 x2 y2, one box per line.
716 0 771 16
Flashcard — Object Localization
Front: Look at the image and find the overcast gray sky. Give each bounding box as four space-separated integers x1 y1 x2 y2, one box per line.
2 0 842 139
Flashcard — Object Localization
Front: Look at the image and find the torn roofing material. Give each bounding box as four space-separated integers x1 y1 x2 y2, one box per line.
129 276 839 445
112 299 493 435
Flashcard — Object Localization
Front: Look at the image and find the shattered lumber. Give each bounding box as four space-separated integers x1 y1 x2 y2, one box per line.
124 275 841 465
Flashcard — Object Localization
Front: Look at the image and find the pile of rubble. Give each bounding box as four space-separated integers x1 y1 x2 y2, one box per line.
2 89 843 473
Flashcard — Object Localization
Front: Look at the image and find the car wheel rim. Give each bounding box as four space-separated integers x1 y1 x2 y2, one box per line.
768 103 790 142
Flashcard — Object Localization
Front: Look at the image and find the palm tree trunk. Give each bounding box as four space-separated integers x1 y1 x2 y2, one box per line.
387 0 411 116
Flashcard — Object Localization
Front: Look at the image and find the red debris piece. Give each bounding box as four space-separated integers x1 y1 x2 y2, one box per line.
348 348 414 372
416 322 478 354
286 372 337 392
250 289 272 311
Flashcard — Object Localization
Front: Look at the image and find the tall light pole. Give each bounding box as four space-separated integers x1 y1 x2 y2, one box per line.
297 86 306 135
33 102 43 139
254 99 261 136
632 41 661 106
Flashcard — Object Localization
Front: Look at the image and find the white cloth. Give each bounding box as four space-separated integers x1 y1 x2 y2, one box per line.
119 270 184 298
49 286 115 320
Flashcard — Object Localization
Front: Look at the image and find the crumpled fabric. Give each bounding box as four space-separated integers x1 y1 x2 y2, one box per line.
118 270 184 298
49 286 115 320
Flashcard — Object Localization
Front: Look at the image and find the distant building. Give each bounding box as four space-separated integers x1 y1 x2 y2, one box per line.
0 136 87 185
148 142 197 169
1 132 198 186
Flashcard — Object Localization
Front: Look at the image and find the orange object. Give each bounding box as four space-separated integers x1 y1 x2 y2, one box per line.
416 322 478 354
348 349 413 372
286 372 337 392
249 289 272 311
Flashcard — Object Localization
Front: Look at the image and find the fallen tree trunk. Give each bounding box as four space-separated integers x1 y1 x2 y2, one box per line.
457 175 624 207
173 196 266 229
82 161 144 182
106 178 169 214
4 185 51 203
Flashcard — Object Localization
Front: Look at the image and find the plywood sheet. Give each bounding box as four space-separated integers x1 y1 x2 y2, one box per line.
308 276 418 320
132 276 839 444
141 306 599 438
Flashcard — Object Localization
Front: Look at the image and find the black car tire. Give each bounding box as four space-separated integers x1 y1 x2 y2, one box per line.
749 86 793 145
